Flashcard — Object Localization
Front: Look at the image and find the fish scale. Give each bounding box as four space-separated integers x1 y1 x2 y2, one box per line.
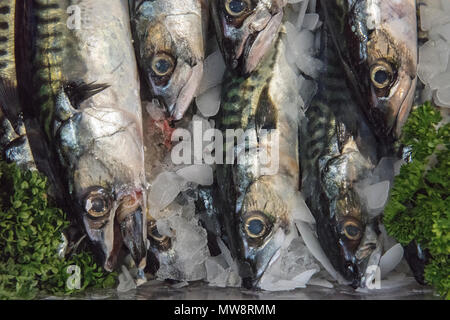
31 0 67 140
219 45 279 130
0 0 15 83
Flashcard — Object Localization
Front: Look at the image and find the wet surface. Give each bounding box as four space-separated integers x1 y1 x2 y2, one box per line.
43 279 439 300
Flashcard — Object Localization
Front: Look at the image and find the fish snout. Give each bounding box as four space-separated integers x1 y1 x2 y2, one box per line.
116 191 147 270
219 5 284 74
149 61 203 121
370 71 416 140
343 261 361 288
170 63 204 120
243 11 283 74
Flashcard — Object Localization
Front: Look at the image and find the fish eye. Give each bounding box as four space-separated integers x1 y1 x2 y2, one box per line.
342 221 362 241
151 53 175 77
84 189 111 218
244 213 269 239
224 0 250 17
370 61 393 89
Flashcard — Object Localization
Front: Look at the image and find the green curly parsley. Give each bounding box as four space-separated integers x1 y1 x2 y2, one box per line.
0 162 117 300
384 102 449 299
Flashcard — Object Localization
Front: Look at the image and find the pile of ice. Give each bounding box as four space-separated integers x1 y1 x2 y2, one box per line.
284 0 323 107
418 0 450 107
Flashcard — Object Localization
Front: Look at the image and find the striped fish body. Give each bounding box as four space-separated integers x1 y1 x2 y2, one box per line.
0 0 17 84
19 0 71 141
0 0 35 170
215 34 304 288
300 21 381 288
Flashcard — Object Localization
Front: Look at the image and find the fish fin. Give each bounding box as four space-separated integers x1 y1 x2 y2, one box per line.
255 86 278 131
0 78 23 130
64 81 110 108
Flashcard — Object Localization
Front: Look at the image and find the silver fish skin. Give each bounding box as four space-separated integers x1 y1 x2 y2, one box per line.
131 0 208 120
300 20 381 287
211 0 287 75
53 0 147 273
321 0 418 141
215 35 303 288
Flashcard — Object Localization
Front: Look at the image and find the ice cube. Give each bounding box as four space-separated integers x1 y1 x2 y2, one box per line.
205 256 229 287
148 172 185 216
434 86 450 107
362 180 390 210
117 265 137 293
308 278 334 288
302 13 319 31
196 85 221 117
420 5 450 31
145 100 166 121
442 0 450 12
295 221 347 284
380 243 404 279
291 192 316 224
373 157 396 182
176 164 213 186
155 215 210 282
418 40 450 84
285 26 315 61
299 78 319 104
429 71 450 91
196 50 226 96
434 22 450 42
296 0 309 29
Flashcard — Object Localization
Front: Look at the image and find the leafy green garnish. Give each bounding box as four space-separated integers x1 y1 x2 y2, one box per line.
0 162 117 300
384 102 449 299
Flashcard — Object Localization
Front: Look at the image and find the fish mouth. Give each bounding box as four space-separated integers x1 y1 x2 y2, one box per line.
151 62 204 121
241 11 283 74
169 62 204 120
370 72 416 140
242 246 281 289
316 218 361 286
225 11 284 75
116 191 147 270
390 75 417 139
99 191 147 272
239 231 283 289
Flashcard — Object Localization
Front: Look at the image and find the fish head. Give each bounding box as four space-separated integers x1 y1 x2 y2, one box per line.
317 191 366 287
211 0 286 74
55 88 147 272
319 141 376 286
132 0 206 120
233 179 289 288
346 0 417 139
